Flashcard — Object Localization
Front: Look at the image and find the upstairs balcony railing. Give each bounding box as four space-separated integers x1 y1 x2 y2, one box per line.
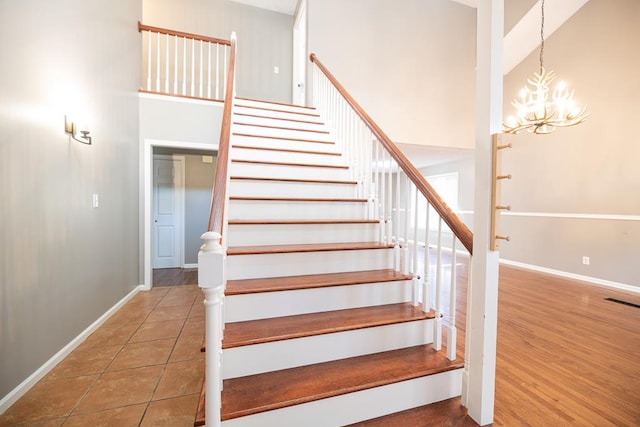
138 22 231 101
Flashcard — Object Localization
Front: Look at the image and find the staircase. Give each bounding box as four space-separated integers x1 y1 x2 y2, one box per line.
195 97 464 426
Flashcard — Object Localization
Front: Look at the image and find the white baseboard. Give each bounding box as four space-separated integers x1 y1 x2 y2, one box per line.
0 285 143 414
183 263 198 269
499 259 639 294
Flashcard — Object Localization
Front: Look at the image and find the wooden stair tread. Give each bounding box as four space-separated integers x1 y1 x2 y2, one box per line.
226 269 411 295
231 158 347 169
223 303 433 348
233 122 330 134
346 397 476 427
230 176 357 185
221 344 463 420
229 196 367 202
233 104 320 118
234 112 324 125
232 144 341 156
228 219 379 225
233 132 333 144
227 242 394 256
235 96 317 110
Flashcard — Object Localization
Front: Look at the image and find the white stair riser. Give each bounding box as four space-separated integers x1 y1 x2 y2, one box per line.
227 223 380 246
233 106 322 123
221 369 463 427
223 319 433 379
228 200 367 220
232 135 336 153
227 248 395 280
229 162 351 181
233 114 326 131
229 179 357 198
233 124 333 142
225 280 412 322
231 147 344 166
235 99 317 115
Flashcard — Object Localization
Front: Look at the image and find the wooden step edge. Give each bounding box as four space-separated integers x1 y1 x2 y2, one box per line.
235 112 325 126
194 382 206 426
226 269 412 295
235 96 317 110
234 122 330 134
231 159 348 169
222 303 434 349
345 397 472 427
227 242 394 256
220 345 464 421
229 196 367 202
233 104 320 118
230 176 357 185
232 144 341 156
233 133 333 144
228 219 379 225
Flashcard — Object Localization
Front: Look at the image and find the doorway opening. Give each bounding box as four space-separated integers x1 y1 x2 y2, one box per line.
292 0 307 105
143 139 218 289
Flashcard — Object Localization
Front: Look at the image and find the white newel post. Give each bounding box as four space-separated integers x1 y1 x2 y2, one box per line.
198 231 226 427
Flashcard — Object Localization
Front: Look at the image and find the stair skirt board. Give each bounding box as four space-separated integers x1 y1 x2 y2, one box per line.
229 179 358 198
228 199 368 221
221 369 463 427
226 222 380 246
226 248 395 281
223 319 434 379
224 280 412 322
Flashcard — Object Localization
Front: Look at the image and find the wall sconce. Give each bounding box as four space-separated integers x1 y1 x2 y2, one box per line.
64 115 92 145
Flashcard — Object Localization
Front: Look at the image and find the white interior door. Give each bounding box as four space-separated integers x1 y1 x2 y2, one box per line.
292 0 307 105
153 155 184 269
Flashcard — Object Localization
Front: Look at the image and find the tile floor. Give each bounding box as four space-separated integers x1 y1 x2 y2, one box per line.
0 285 205 427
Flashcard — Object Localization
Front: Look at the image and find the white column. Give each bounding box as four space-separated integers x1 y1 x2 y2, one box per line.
198 231 226 427
463 0 503 425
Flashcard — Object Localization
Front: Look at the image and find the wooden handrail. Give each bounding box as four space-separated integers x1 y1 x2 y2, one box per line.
138 21 231 46
309 53 473 254
208 34 237 234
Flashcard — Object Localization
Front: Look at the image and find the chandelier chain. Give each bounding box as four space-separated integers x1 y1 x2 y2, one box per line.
540 0 545 72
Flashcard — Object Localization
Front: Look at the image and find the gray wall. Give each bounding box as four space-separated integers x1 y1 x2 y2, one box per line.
154 149 217 264
307 0 476 150
143 0 293 103
500 0 640 287
0 0 141 399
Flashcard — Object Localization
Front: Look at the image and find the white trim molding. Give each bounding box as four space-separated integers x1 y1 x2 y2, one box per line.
183 263 198 269
500 211 640 221
0 286 143 413
499 259 639 294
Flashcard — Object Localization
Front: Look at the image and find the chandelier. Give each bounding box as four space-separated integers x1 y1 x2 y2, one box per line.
503 0 588 134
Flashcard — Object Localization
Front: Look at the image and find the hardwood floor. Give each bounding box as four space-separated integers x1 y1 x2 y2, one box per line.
153 268 198 287
356 251 639 426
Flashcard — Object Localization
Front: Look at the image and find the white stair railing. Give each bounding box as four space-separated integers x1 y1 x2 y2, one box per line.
138 22 231 101
310 53 473 360
197 31 237 427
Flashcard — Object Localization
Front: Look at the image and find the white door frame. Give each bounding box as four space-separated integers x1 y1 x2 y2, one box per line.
142 138 218 290
152 154 185 269
292 0 307 105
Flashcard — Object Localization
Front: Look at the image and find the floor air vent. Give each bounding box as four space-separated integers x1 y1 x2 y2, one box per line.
604 297 640 309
